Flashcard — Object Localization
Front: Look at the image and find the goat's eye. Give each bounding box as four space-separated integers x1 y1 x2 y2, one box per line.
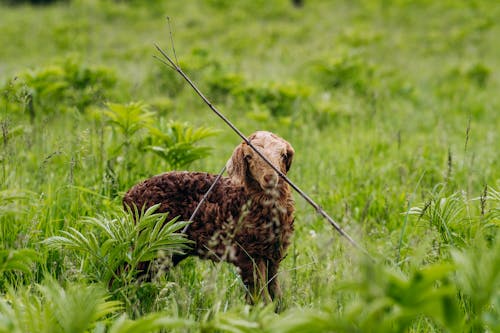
281 153 288 161
244 154 252 161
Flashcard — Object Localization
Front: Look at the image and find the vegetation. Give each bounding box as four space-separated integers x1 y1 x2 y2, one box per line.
0 0 499 331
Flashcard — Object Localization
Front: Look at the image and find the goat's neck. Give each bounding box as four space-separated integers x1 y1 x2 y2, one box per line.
245 181 293 209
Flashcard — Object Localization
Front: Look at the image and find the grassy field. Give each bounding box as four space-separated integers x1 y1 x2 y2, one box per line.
1 0 499 332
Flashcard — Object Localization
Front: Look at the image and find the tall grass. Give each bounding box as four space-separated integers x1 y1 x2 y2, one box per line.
0 0 499 331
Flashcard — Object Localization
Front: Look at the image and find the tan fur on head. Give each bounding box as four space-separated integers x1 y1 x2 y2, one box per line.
226 131 294 191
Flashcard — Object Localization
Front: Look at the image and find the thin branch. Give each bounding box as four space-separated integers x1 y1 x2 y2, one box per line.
154 44 374 261
152 55 176 71
166 16 179 67
183 165 227 233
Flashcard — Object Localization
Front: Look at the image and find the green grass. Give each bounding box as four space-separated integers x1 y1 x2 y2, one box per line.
1 0 499 332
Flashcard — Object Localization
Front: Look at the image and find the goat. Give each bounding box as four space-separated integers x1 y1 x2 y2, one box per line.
123 131 295 304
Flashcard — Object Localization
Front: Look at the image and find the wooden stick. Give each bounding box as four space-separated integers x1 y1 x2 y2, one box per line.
154 44 374 261
183 165 227 234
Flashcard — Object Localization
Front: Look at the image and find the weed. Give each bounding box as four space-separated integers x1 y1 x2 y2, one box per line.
142 120 219 170
2 57 116 117
43 205 191 316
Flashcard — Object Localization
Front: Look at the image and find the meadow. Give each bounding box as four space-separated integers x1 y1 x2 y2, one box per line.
0 0 499 332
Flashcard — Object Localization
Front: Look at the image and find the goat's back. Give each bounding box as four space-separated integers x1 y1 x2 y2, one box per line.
123 171 245 221
123 171 294 263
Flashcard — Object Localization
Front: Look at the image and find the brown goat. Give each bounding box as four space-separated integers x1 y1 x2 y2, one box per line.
123 131 295 304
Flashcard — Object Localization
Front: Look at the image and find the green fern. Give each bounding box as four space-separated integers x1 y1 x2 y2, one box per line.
43 204 191 287
1 57 116 116
105 102 155 143
144 120 218 169
0 279 194 333
0 278 120 333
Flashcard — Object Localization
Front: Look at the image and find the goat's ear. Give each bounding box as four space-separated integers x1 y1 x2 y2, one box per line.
284 144 295 173
226 142 247 184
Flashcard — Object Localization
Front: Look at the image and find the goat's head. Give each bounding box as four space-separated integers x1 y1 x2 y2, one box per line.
226 131 294 191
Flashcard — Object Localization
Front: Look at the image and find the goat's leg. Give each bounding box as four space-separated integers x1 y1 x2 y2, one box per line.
239 258 272 304
256 259 273 303
267 261 285 312
267 261 282 301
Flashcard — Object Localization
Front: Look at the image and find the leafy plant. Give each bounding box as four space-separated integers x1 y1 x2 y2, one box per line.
143 120 218 170
313 53 375 96
464 63 491 88
451 232 500 332
437 62 492 100
1 57 116 117
150 47 221 97
104 102 155 152
267 261 462 333
207 72 246 99
0 278 120 333
243 81 312 118
207 71 312 119
43 205 190 287
200 304 276 333
409 190 467 247
0 278 197 333
102 101 155 188
102 102 218 189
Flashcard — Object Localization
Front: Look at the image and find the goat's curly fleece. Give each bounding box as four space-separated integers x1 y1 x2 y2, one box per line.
123 132 294 303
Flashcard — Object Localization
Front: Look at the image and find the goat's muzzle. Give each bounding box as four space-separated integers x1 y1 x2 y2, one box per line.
262 173 279 190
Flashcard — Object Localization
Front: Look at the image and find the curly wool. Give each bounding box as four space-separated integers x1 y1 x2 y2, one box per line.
123 131 295 303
